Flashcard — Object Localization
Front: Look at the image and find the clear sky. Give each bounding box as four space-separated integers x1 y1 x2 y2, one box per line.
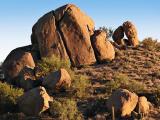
0 0 160 62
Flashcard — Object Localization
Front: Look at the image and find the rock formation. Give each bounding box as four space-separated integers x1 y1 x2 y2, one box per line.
2 46 35 84
91 30 115 62
31 4 96 67
18 86 53 116
42 68 71 91
106 89 138 117
113 21 139 47
135 96 150 115
123 21 139 46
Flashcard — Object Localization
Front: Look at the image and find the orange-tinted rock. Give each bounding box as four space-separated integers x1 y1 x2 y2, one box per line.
106 89 138 117
56 4 96 67
2 47 35 84
123 21 139 46
91 30 115 62
42 68 71 90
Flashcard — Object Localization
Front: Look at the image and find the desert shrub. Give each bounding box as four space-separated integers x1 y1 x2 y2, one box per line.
37 55 71 77
71 74 90 98
154 85 160 106
0 82 24 113
37 55 91 98
49 98 82 120
142 37 158 51
106 73 146 94
144 61 153 68
99 26 113 38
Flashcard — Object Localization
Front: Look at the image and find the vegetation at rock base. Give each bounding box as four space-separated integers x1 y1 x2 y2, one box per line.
106 73 147 94
37 55 71 77
49 98 82 120
0 81 24 113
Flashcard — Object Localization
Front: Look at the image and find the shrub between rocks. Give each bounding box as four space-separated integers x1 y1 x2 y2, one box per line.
49 98 82 120
106 73 146 94
37 56 91 98
0 81 24 113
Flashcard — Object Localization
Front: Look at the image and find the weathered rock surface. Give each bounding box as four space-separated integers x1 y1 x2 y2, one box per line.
91 30 115 62
16 66 36 91
106 89 138 117
123 21 139 46
2 47 35 84
135 96 150 115
31 12 69 60
31 4 96 67
43 68 71 90
112 26 124 45
55 4 96 67
18 86 52 116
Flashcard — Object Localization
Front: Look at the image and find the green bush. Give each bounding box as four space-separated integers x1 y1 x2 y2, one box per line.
71 74 90 98
37 55 91 98
37 55 71 77
106 73 146 94
49 98 82 120
0 82 24 113
142 37 158 51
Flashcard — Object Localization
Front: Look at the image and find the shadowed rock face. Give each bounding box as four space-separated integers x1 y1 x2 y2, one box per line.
2 46 35 84
31 4 96 67
112 26 124 45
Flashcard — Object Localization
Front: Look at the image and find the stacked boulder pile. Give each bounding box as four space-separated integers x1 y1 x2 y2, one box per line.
112 21 139 47
1 3 144 118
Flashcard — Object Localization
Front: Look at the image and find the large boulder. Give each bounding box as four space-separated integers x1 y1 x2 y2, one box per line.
55 4 96 67
42 68 71 91
123 21 139 46
2 47 35 84
18 86 53 116
135 96 150 115
91 30 115 62
112 26 124 45
31 4 96 67
106 89 138 117
31 11 69 60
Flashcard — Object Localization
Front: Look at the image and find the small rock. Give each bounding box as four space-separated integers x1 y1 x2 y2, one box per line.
135 96 150 115
42 68 71 91
18 86 53 116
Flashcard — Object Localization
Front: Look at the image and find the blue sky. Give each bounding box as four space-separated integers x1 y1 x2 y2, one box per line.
0 0 160 62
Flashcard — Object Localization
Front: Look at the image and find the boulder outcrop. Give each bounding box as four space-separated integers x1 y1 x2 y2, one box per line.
106 89 138 117
91 30 115 62
31 4 96 67
2 47 35 84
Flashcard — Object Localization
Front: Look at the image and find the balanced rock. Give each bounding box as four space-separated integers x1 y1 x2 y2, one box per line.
112 26 124 45
123 21 139 46
106 89 138 117
91 30 115 62
42 68 71 90
2 47 35 84
31 4 96 67
135 96 150 115
18 86 52 116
